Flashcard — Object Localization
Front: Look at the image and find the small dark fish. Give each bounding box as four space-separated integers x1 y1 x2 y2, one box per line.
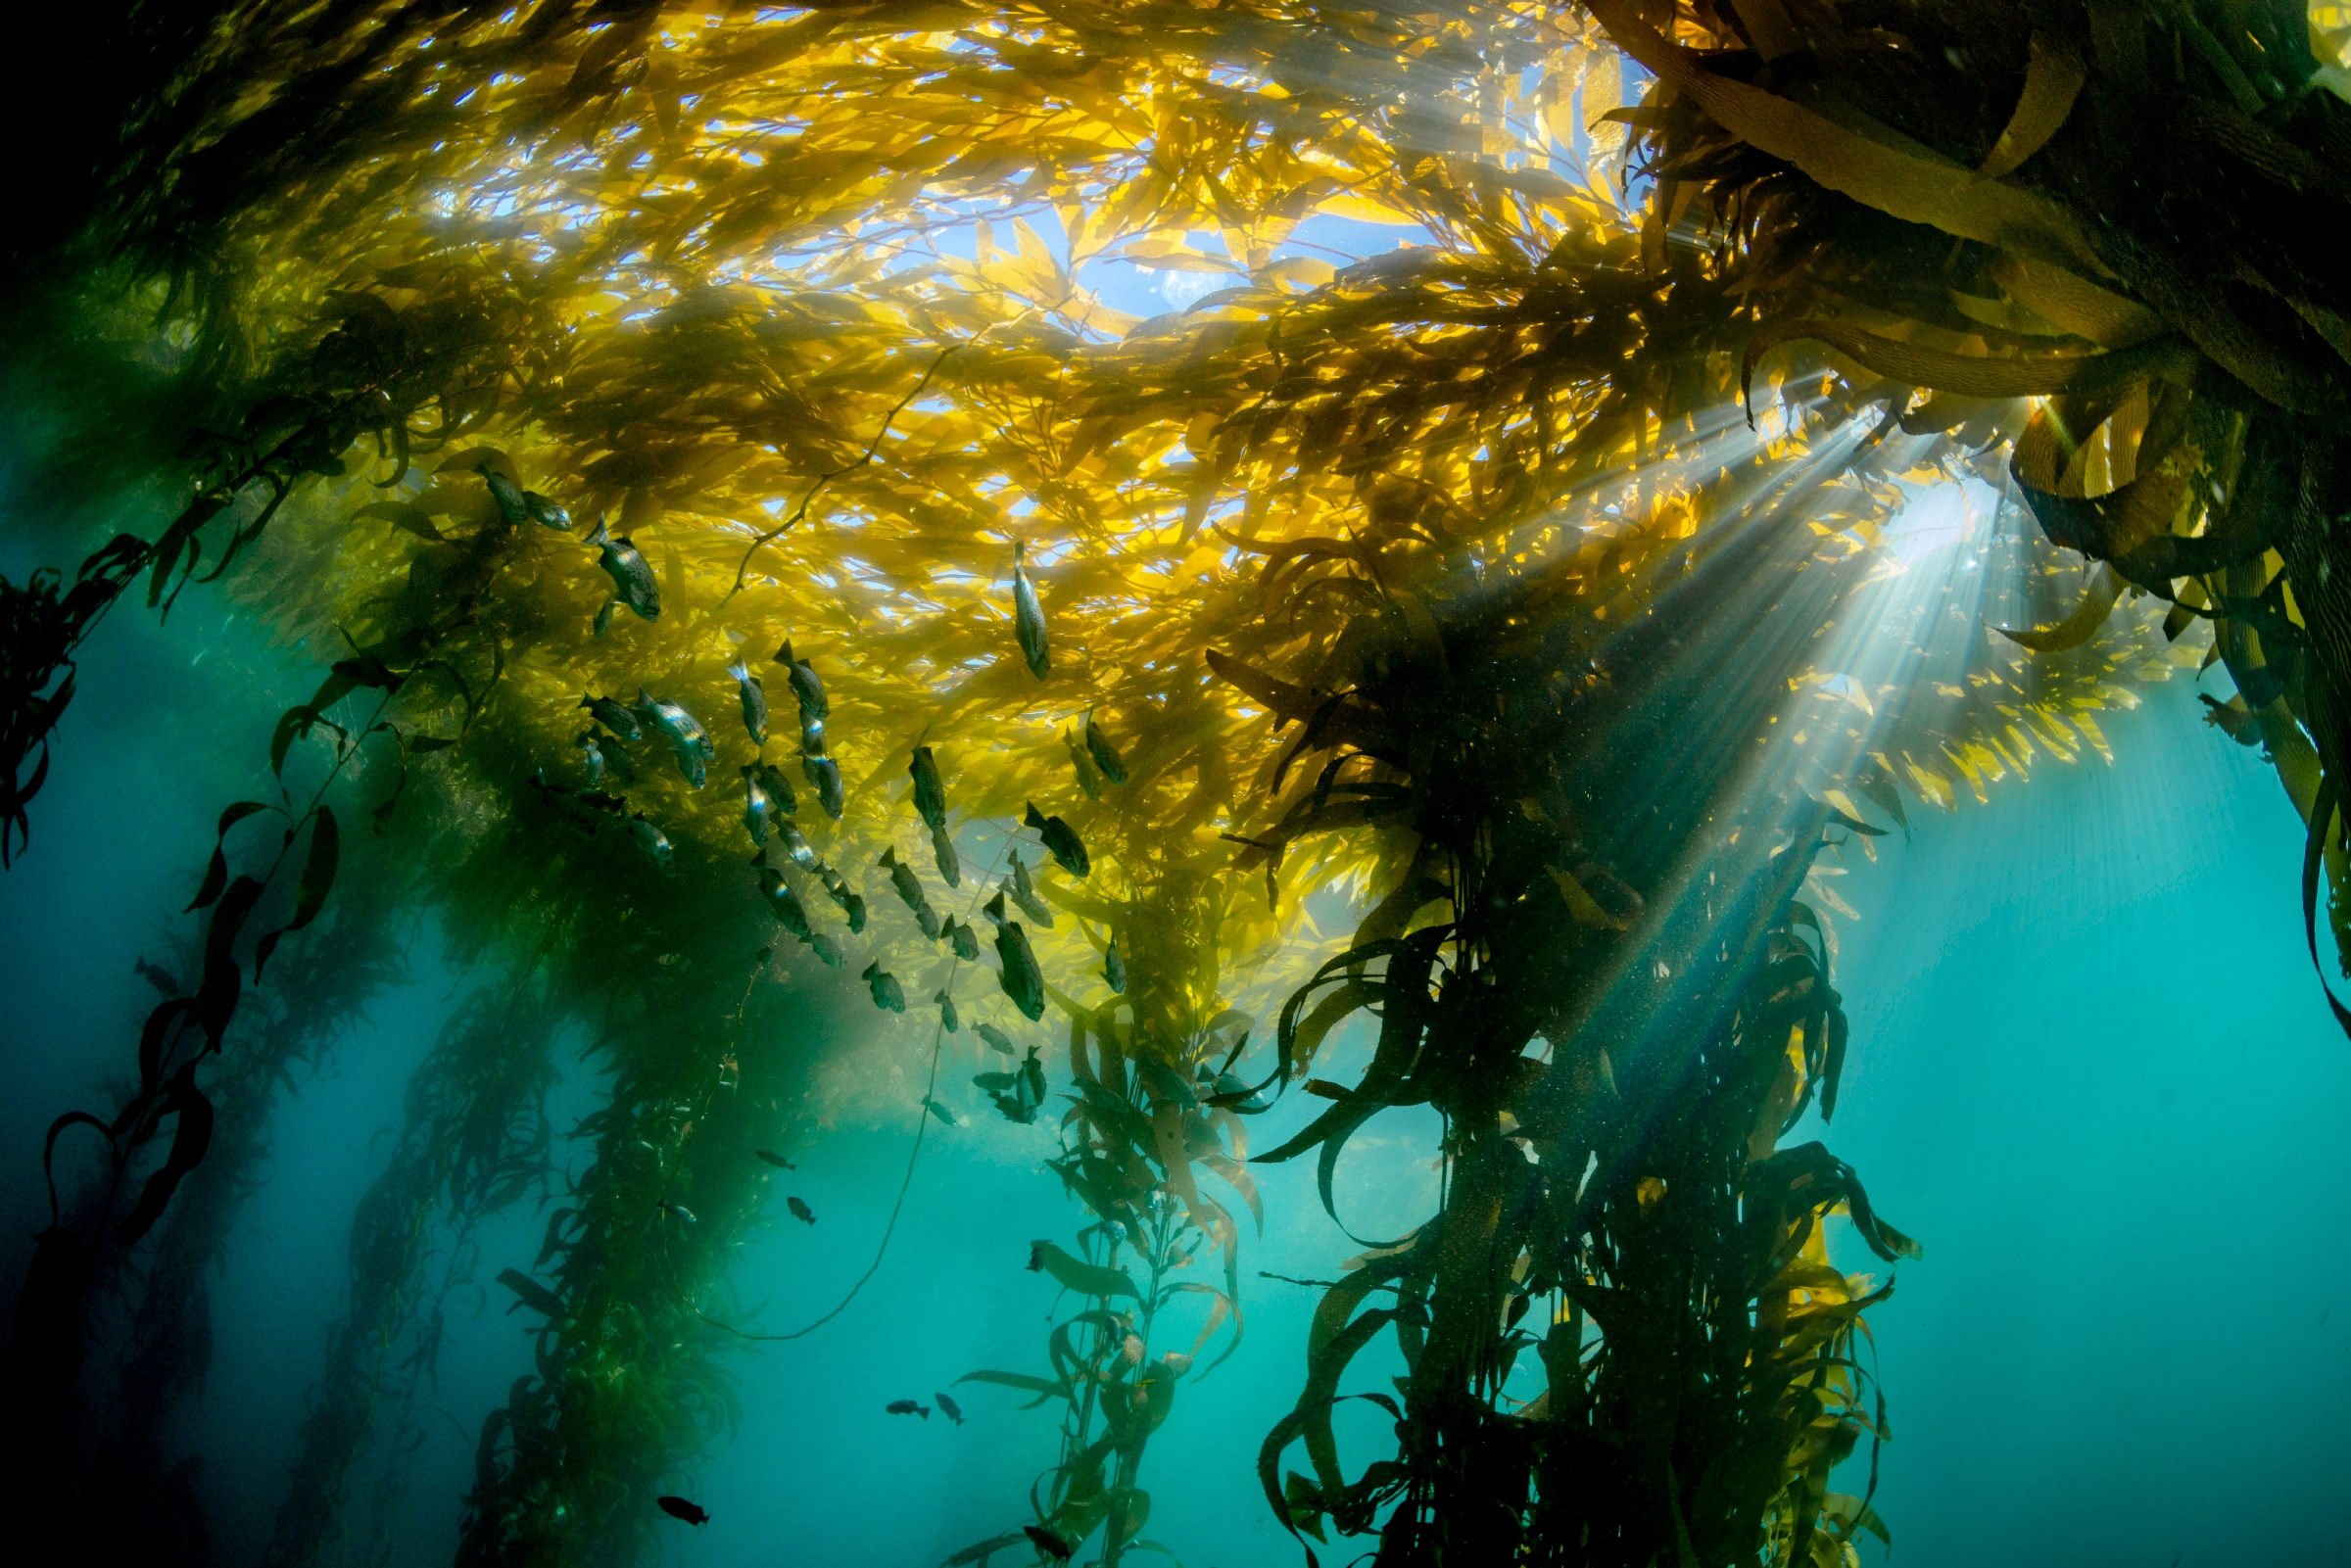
1064 726 1101 799
1024 803 1089 879
982 889 1009 927
1027 1240 1047 1271
656 1496 709 1526
1011 542 1049 680
789 1197 815 1224
973 1070 1018 1091
930 821 961 888
995 922 1045 1022
880 847 942 938
935 1392 965 1426
740 766 771 847
922 1095 955 1124
798 704 828 757
945 915 980 962
822 874 867 932
522 490 572 531
1103 939 1127 994
579 734 607 787
776 821 818 870
935 990 960 1033
886 1400 930 1419
1084 719 1128 785
863 961 906 1013
910 745 948 831
1007 852 1055 926
579 693 643 741
754 1149 796 1170
134 958 180 997
804 755 844 819
1022 1045 1046 1106
630 813 672 870
484 468 528 526
756 760 798 816
1024 1524 1074 1561
727 660 768 744
1208 1070 1270 1114
588 516 660 620
777 640 828 717
977 1022 1017 1057
593 599 617 637
808 930 846 969
760 867 813 939
660 1202 696 1224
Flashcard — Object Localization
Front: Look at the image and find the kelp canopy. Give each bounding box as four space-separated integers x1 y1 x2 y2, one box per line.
4 2 2347 1566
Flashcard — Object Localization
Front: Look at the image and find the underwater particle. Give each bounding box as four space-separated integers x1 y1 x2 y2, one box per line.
629 813 671 870
1005 851 1056 925
759 867 813 939
863 961 906 1013
754 1149 795 1170
740 766 771 847
588 516 660 620
521 489 572 530
1027 1240 1047 1271
1083 719 1128 785
977 1023 1017 1057
727 660 768 744
788 1197 816 1225
886 1400 931 1419
656 1496 708 1526
944 915 980 962
578 692 643 741
593 599 617 637
777 638 828 718
484 468 528 526
755 760 798 816
994 922 1045 1021
1103 939 1127 993
660 1202 696 1225
1024 802 1089 879
1011 540 1049 679
804 754 845 819
934 1392 964 1426
1024 1523 1075 1561
775 820 818 871
935 989 960 1032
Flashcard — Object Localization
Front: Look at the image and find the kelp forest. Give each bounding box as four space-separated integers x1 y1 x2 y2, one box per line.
5 2 2350 1565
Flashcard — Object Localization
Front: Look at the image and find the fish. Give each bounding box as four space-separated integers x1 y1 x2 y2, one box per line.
1024 803 1089 879
880 847 942 938
1103 939 1127 994
134 958 180 997
1084 719 1128 785
1022 1045 1046 1107
1064 726 1102 799
886 1400 930 1419
922 1095 955 1124
754 1150 796 1170
587 516 660 620
592 599 617 637
863 961 906 1013
798 704 827 757
522 490 572 531
484 468 528 526
976 1023 1018 1057
740 766 771 847
498 1266 565 1318
1028 1241 1047 1271
759 867 813 939
777 640 828 717
660 1202 696 1224
982 889 1008 927
973 1070 1018 1091
929 822 961 888
629 813 671 869
775 821 818 870
807 931 846 969
821 874 867 932
944 915 980 962
995 922 1045 1021
637 689 714 760
788 1197 815 1224
726 660 768 744
579 693 643 741
1207 1070 1269 1114
1024 1524 1075 1561
656 1496 709 1526
934 1392 965 1426
910 745 947 831
578 735 606 787
1005 853 1055 926
804 755 844 819
935 990 960 1033
755 761 799 818
1011 541 1049 680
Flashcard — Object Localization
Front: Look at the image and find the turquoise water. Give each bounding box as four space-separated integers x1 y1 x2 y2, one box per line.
6 559 2349 1567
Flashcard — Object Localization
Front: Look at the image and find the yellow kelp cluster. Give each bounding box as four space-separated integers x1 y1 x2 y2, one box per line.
3 4 2312 1568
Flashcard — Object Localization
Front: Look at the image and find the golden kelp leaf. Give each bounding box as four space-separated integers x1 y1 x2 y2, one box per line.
1546 865 1628 930
1978 33 2086 179
1991 564 2120 652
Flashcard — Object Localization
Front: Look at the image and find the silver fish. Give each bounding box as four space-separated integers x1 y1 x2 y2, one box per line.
579 693 642 741
804 755 844 819
1011 541 1048 679
727 660 768 744
630 813 671 869
778 640 828 717
740 766 771 847
776 821 818 871
1103 939 1127 994
638 689 713 786
523 490 573 530
588 516 660 620
759 866 812 939
578 734 605 786
755 761 798 816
